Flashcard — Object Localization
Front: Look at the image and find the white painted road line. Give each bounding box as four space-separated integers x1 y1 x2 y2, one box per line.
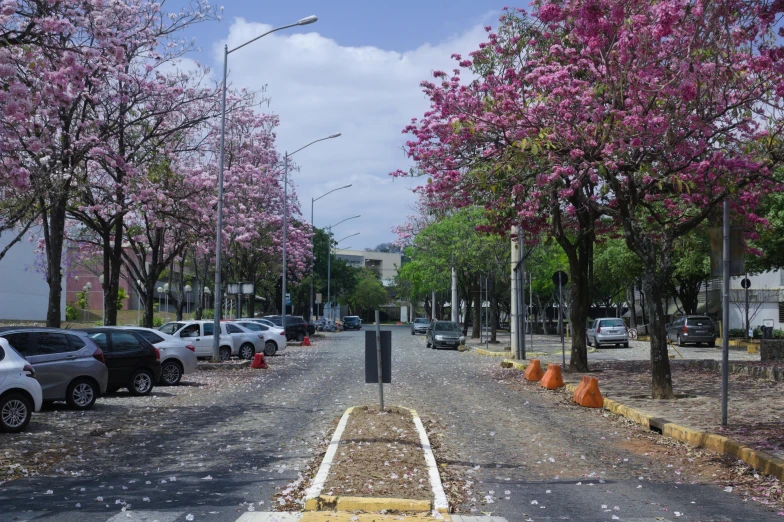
106 511 183 522
303 406 354 503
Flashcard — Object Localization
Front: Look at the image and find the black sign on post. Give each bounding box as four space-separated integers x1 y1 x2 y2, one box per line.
365 330 391 384
708 227 745 277
552 271 569 287
741 278 751 289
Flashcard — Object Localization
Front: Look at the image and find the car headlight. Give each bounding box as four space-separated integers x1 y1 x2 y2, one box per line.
435 335 444 341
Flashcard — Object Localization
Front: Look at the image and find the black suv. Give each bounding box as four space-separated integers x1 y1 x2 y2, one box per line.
79 328 162 396
264 315 315 341
342 316 362 331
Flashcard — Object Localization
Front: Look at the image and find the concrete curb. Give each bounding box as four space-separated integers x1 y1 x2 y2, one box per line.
475 348 511 357
196 360 251 371
683 359 783 382
303 405 448 514
304 407 354 506
561 383 784 480
501 358 528 371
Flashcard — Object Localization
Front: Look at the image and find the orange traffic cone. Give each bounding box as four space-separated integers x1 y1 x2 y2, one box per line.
574 376 603 408
540 363 564 390
251 353 268 369
572 375 590 403
523 359 544 382
302 336 312 346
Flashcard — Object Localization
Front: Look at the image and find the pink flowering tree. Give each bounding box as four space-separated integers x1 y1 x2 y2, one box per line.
400 1 784 397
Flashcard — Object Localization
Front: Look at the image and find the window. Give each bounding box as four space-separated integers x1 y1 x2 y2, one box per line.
226 324 243 334
67 335 86 350
87 333 108 350
160 322 184 335
36 332 73 355
2 333 31 356
0 345 4 361
239 322 262 331
111 332 140 352
779 302 784 323
135 330 164 344
203 323 214 336
180 324 200 338
598 319 626 328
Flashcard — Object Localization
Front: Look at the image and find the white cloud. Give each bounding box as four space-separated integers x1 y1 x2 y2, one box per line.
215 18 489 248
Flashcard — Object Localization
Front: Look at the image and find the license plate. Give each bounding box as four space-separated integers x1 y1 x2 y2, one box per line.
694 329 706 334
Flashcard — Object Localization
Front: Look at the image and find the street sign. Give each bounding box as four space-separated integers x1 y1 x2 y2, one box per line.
285 293 291 306
365 330 391 384
741 278 751 289
552 271 568 287
315 293 322 304
708 227 745 276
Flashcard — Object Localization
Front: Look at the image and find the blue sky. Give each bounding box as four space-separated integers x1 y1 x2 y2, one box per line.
168 1 502 250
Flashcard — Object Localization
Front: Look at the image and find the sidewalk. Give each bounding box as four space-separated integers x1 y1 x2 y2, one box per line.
555 360 784 462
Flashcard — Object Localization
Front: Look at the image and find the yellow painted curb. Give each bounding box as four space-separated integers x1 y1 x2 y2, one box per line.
305 495 432 513
300 513 451 521
475 348 511 357
501 358 528 371
562 383 784 480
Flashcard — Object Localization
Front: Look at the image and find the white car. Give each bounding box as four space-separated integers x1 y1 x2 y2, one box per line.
234 320 286 356
159 320 237 360
223 322 266 360
0 338 43 433
120 327 198 385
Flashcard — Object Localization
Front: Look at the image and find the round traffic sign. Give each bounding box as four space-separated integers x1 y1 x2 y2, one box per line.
741 278 751 289
552 271 569 287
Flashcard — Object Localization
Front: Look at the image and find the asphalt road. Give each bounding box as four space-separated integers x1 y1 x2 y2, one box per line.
0 326 779 521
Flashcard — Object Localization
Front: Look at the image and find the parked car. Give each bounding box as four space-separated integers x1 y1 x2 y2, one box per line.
0 327 107 410
78 328 161 396
264 315 312 341
223 322 265 360
426 321 465 349
161 321 237 360
118 328 197 386
0 338 42 433
233 321 285 356
342 316 362 331
666 316 717 347
587 318 629 348
411 318 430 335
239 317 277 328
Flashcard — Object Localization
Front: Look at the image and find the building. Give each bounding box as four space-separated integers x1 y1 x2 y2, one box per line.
0 228 65 322
334 249 402 287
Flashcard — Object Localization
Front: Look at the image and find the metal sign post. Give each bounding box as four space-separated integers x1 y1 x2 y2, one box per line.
721 201 730 426
552 271 569 369
375 311 384 411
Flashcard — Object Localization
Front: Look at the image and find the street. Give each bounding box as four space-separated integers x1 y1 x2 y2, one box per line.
0 327 780 521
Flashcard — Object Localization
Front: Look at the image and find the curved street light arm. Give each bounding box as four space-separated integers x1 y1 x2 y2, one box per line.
313 184 352 203
288 133 342 158
328 214 361 230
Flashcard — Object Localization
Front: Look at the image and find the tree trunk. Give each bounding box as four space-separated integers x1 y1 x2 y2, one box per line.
566 257 590 372
42 193 68 327
643 271 674 399
462 290 472 336
490 275 498 343
472 280 481 339
143 285 156 328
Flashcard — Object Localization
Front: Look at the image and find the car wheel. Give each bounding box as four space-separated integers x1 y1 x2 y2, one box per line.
0 393 32 433
160 361 183 386
219 346 232 361
586 337 592 348
623 342 629 348
264 341 277 357
239 343 255 360
709 340 716 348
677 335 684 347
426 342 431 348
411 330 415 335
128 369 154 396
296 332 305 342
66 378 98 410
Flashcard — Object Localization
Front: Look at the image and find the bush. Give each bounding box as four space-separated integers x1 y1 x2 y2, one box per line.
93 320 103 326
201 308 214 319
728 328 746 338
65 303 79 321
152 316 164 327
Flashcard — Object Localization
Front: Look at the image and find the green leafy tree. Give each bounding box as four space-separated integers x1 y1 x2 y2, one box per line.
345 270 387 321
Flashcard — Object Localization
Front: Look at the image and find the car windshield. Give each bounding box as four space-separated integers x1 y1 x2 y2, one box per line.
434 322 461 332
414 318 429 324
599 319 626 328
688 317 712 324
345 317 359 323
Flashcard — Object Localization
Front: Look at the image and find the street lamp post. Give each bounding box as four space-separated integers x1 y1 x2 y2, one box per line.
163 283 170 321
184 285 192 317
310 184 352 321
212 15 319 362
98 274 105 325
137 279 143 326
157 286 164 322
82 284 90 322
280 135 341 336
204 286 211 315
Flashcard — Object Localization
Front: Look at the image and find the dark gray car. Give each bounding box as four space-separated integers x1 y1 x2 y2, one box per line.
666 316 717 347
426 321 465 349
0 327 108 410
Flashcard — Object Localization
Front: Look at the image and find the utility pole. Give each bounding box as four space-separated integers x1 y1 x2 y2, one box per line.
451 267 458 323
721 200 730 426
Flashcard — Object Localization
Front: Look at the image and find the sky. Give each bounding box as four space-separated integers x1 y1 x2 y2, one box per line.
168 0 502 250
